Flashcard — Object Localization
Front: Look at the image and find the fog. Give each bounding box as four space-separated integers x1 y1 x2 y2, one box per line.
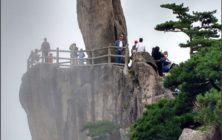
1 0 221 140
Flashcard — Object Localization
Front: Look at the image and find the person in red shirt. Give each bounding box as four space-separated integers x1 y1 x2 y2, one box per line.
48 53 53 64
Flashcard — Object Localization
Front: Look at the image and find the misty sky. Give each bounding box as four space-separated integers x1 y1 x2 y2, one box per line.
1 0 221 140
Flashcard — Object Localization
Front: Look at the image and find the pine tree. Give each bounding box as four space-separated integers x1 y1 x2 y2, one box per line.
164 40 222 94
155 3 221 55
130 4 222 140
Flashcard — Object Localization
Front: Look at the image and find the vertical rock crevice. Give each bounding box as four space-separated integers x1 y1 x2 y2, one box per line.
111 0 127 39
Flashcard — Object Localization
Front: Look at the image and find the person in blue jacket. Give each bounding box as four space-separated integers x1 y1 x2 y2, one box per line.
162 51 176 73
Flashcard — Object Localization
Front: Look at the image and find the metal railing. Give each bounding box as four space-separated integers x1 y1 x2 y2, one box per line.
27 45 129 70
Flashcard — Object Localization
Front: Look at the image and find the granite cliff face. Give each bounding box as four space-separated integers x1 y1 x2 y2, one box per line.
20 53 171 140
20 1 176 139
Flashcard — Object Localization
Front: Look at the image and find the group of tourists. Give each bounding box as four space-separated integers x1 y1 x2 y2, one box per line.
28 38 86 66
28 38 52 64
114 33 175 76
29 37 175 73
28 38 51 65
114 34 147 63
69 43 85 65
131 38 146 53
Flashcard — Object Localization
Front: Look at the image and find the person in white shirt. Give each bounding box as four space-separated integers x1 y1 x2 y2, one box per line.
136 38 146 52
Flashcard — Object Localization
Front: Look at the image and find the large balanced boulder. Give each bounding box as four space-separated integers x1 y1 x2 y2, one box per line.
77 0 127 61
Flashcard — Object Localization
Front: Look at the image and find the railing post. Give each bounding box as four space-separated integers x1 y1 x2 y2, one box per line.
124 45 128 65
41 50 44 63
91 49 94 65
108 45 111 64
123 44 129 75
27 59 30 71
56 48 59 64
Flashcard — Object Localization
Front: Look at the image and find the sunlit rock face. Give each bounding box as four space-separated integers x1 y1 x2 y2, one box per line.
19 53 172 140
77 0 127 57
179 127 221 140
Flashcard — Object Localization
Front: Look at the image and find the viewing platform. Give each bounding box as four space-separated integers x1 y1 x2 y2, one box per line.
27 45 129 70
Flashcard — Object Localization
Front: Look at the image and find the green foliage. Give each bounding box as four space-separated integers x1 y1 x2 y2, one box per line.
130 4 221 140
193 10 218 27
164 40 222 94
155 3 221 55
82 120 119 140
194 89 222 128
161 3 189 16
180 39 218 49
129 98 197 140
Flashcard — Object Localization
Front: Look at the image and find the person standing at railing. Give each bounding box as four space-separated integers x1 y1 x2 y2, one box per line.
115 33 126 63
78 48 85 64
69 43 78 65
41 38 51 63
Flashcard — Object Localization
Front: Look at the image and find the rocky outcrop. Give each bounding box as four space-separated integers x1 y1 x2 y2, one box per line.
132 52 157 71
20 53 171 140
129 52 173 118
77 0 127 58
179 127 221 140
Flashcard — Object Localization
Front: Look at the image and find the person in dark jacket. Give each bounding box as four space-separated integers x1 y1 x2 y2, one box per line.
152 46 163 77
41 38 51 63
115 34 126 63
